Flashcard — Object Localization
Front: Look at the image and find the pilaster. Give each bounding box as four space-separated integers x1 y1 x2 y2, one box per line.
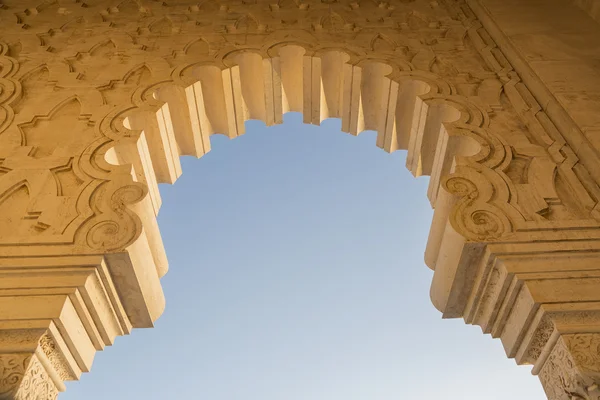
0 349 59 400
539 333 600 400
0 256 137 398
460 249 600 399
1 0 600 398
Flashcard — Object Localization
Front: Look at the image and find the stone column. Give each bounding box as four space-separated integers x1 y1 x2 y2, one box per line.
0 350 60 400
539 334 600 400
457 250 600 400
0 255 148 399
530 267 600 400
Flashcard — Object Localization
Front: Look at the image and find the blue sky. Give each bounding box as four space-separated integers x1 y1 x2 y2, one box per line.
63 113 545 399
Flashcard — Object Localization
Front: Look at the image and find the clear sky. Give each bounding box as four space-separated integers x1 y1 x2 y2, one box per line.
62 113 546 399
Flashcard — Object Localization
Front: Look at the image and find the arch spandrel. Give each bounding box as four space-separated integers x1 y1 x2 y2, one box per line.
1 1 600 399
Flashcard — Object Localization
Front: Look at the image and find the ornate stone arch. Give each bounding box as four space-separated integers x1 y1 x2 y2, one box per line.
1 1 600 399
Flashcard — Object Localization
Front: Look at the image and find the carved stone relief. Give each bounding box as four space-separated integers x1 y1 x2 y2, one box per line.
1 0 600 399
540 334 600 400
0 354 30 399
0 354 58 400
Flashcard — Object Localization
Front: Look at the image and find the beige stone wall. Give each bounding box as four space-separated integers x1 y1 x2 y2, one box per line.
1 1 600 398
474 0 600 154
570 0 600 22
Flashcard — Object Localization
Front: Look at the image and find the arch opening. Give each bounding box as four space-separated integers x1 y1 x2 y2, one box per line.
105 45 483 323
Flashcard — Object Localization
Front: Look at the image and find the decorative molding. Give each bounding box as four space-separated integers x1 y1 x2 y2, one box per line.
15 355 58 400
38 335 74 383
1 1 600 399
540 335 600 400
0 354 30 399
0 353 58 400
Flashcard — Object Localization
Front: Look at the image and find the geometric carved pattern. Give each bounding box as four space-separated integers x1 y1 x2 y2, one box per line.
1 1 600 399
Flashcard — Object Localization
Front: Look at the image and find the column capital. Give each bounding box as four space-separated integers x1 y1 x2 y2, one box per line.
0 352 59 400
0 254 148 398
0 329 67 400
539 333 600 400
0 327 78 400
